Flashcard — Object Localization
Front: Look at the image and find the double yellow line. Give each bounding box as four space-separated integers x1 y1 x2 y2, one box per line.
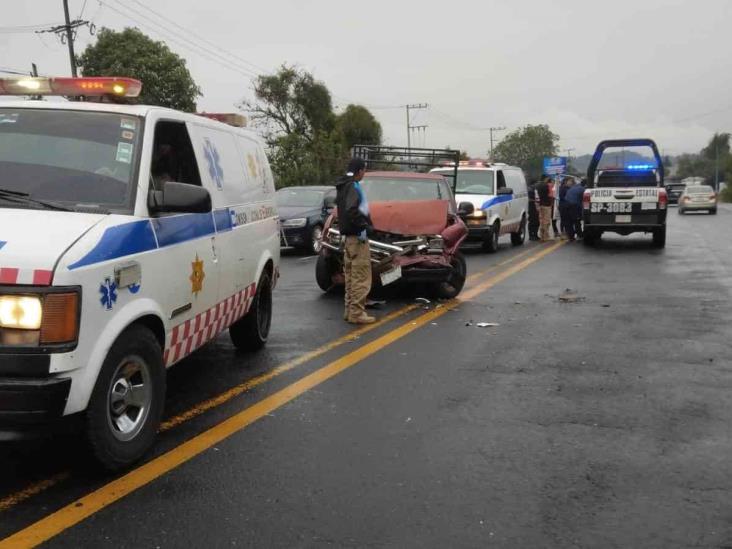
0 241 563 548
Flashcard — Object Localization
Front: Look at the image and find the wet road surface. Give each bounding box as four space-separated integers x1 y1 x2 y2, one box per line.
2 205 732 548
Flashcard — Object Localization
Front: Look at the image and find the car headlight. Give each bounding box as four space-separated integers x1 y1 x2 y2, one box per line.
281 218 307 228
0 291 79 347
0 296 42 329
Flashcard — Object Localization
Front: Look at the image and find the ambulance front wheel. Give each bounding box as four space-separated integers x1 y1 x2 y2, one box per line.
86 324 166 471
230 269 272 351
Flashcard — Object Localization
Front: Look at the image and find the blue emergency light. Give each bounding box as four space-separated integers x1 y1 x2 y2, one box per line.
626 164 656 171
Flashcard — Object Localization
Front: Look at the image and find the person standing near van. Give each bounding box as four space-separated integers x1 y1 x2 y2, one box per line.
565 178 586 241
535 175 553 242
335 158 376 324
527 183 540 240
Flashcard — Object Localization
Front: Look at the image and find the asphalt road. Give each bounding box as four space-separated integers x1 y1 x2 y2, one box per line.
2 205 732 548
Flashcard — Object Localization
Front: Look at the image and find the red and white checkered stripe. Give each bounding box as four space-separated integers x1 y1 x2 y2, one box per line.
0 268 53 285
163 282 257 367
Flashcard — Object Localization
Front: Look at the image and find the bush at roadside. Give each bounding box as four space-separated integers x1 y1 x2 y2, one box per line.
720 185 732 203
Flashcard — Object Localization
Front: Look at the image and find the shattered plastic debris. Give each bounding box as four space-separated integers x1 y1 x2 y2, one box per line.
558 289 585 303
415 297 431 304
465 321 473 327
476 322 500 328
366 299 386 309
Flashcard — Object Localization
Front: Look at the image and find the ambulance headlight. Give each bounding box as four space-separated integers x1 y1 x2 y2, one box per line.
281 218 307 228
0 290 80 348
0 296 42 329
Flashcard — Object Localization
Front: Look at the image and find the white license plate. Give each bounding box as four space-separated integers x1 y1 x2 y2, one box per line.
641 202 657 210
380 266 402 286
615 215 632 223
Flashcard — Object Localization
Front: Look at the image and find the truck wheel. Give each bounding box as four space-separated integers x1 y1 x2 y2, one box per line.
86 324 165 471
230 270 273 351
436 252 467 299
482 222 500 253
652 226 667 248
510 216 526 246
315 252 338 292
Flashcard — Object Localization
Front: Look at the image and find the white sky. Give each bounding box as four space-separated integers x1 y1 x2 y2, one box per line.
1 0 730 157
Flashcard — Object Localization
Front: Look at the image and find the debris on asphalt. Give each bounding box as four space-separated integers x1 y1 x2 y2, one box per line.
366 299 386 309
601 303 611 308
558 289 585 303
415 297 431 304
476 322 500 328
465 321 473 326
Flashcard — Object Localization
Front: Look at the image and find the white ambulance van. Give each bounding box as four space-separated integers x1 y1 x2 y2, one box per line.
432 160 529 252
0 77 279 468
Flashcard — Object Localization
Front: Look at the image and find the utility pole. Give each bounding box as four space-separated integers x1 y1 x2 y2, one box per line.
62 0 77 77
489 126 506 160
715 140 720 191
564 148 575 173
36 2 94 77
406 103 429 151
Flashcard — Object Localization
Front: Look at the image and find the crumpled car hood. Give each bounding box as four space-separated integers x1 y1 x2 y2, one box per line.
369 200 449 236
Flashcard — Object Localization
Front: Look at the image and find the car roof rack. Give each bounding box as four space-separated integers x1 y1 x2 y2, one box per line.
351 145 461 192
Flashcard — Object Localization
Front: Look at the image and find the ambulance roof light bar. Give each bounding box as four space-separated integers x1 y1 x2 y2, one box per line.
0 77 142 98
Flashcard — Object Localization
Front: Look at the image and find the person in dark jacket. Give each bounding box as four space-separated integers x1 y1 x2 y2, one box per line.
535 175 554 241
335 158 375 324
527 183 540 240
565 178 586 241
558 177 572 239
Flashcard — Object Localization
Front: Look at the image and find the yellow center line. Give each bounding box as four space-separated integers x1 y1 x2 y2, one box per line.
0 243 548 516
0 240 564 549
0 242 549 516
0 473 71 513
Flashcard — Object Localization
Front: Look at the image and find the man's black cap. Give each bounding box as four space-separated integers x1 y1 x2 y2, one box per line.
346 158 366 176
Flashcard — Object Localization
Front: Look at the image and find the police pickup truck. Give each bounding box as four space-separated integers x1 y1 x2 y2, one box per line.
582 139 668 248
0 77 279 468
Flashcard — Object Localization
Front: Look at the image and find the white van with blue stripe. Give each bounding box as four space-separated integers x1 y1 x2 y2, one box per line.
432 161 529 252
0 76 279 469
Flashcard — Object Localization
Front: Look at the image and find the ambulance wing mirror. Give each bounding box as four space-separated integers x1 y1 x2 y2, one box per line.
149 182 212 214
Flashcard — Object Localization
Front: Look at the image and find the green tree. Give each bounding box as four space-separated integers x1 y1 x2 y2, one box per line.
241 66 381 187
492 124 559 181
77 27 201 111
241 65 335 145
335 104 382 149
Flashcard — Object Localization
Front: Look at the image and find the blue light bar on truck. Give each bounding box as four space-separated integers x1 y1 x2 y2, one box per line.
626 164 656 170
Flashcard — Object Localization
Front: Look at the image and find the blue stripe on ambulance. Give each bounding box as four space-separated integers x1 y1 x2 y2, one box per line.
480 194 513 210
68 208 231 270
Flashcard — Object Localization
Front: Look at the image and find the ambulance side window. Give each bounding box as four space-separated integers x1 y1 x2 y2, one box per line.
496 171 507 190
150 121 202 191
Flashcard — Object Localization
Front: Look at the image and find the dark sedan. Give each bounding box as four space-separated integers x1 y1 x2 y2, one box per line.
276 185 336 253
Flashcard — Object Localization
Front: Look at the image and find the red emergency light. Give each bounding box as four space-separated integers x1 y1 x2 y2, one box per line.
0 77 142 98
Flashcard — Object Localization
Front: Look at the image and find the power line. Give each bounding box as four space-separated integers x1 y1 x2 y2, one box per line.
128 0 269 75
99 0 261 80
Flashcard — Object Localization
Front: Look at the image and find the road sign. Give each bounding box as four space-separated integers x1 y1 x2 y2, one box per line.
543 156 567 176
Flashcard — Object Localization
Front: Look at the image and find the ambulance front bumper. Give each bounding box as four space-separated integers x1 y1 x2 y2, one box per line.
0 354 71 429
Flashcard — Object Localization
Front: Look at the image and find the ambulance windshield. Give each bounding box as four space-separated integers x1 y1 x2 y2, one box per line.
0 108 141 213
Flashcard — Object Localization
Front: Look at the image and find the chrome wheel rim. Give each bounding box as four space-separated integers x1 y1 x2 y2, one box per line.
312 226 323 253
107 356 152 442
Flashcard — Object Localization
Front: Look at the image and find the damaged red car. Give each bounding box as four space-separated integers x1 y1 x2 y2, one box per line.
316 171 469 298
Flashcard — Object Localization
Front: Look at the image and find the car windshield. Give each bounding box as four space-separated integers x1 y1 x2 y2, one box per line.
276 188 325 207
687 186 713 193
0 108 141 213
436 170 494 195
360 176 447 202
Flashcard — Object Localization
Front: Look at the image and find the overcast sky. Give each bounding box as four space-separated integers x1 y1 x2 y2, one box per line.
1 0 730 157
